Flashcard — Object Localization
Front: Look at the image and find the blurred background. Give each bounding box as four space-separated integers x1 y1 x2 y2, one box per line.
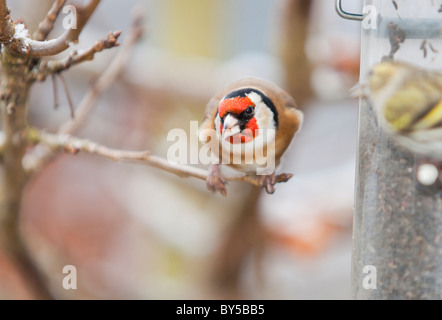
0 0 362 299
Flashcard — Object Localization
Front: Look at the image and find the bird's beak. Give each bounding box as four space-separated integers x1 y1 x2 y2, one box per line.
350 82 368 98
222 114 241 139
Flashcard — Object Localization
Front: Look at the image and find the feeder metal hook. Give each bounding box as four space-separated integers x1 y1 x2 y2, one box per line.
336 0 364 21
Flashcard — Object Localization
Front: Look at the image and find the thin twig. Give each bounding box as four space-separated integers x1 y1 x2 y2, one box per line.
51 74 59 109
57 73 75 118
59 13 143 134
33 31 121 79
23 11 144 173
33 0 67 41
26 128 293 189
0 130 5 158
13 0 101 57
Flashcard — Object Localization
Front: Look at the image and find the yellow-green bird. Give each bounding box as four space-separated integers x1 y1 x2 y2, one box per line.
362 60 442 158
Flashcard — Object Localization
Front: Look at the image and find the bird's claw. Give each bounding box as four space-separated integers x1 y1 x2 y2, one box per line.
259 172 293 194
259 173 277 194
206 165 227 196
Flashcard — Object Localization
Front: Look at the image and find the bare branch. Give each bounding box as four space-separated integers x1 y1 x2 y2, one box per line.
34 31 121 78
28 129 151 162
0 0 13 43
25 129 293 189
0 38 53 298
33 0 67 41
23 12 143 173
51 74 59 109
0 130 5 157
57 73 75 118
14 0 101 57
59 14 142 134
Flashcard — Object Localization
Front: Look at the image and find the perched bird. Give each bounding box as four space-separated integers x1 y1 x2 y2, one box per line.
199 78 303 195
362 60 442 158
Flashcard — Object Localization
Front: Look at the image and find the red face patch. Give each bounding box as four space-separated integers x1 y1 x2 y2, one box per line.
218 96 259 144
219 96 255 118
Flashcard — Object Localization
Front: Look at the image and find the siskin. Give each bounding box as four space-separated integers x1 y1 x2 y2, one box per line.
361 60 442 159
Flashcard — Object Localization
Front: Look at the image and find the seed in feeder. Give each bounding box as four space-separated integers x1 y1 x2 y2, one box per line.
429 42 439 53
416 164 439 186
421 40 428 58
386 22 406 59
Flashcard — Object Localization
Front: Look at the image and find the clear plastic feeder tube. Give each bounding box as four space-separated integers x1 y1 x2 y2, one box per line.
353 0 442 299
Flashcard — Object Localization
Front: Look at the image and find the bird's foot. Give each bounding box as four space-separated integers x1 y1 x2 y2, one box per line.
259 173 277 194
259 172 293 194
206 164 227 196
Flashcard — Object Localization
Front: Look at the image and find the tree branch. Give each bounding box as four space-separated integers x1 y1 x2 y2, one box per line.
0 0 142 301
51 74 59 109
23 11 143 173
0 130 5 159
33 0 67 41
33 31 121 79
60 13 142 135
13 0 101 57
0 45 53 298
26 128 293 189
57 73 75 118
0 0 13 43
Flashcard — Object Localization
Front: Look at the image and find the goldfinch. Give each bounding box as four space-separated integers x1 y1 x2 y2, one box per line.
199 78 303 195
364 60 442 159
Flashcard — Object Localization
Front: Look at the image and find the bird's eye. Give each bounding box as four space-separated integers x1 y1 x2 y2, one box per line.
245 106 254 115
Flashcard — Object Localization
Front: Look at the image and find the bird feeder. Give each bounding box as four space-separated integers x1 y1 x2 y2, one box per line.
337 0 442 299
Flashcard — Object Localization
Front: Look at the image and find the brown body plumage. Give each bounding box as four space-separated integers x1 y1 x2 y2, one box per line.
199 77 303 194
